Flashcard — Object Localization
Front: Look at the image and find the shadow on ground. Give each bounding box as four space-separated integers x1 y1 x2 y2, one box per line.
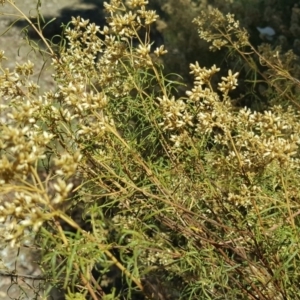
13 0 105 43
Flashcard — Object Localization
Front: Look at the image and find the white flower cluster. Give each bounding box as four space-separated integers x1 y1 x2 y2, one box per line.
158 95 193 131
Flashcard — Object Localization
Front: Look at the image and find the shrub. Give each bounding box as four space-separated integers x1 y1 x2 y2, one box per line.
1 0 300 299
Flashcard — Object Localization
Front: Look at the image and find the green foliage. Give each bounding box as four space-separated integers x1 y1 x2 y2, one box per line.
1 0 300 299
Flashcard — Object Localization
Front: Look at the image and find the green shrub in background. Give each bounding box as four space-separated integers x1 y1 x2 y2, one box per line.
1 0 300 299
149 0 300 109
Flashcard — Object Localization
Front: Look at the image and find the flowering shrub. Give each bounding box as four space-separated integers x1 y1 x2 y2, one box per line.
1 1 300 299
